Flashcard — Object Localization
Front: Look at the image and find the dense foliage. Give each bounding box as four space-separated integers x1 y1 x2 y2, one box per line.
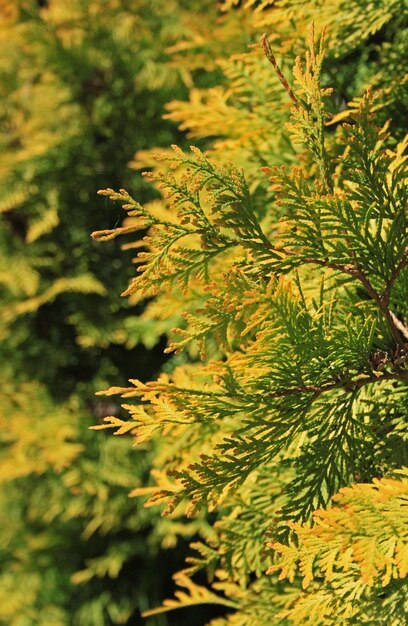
94 1 408 624
0 1 226 624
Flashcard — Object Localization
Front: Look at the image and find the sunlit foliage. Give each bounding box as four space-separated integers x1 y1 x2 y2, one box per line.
95 2 408 624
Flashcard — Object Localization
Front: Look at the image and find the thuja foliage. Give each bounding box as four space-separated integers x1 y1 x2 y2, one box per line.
0 1 229 625
94 2 408 624
0 0 217 388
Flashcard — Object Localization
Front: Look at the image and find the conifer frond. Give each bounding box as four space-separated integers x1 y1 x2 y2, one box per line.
143 572 238 617
93 146 276 298
2 275 106 323
25 204 59 244
268 472 408 623
0 378 83 481
92 3 408 624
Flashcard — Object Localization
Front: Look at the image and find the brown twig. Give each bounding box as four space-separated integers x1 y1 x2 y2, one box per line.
390 311 408 341
348 263 405 347
269 370 408 399
273 244 346 272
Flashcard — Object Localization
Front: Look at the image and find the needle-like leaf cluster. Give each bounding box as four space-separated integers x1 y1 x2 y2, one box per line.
94 4 408 624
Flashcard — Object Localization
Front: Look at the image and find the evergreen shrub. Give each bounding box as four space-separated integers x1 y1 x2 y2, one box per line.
0 1 224 624
94 1 408 623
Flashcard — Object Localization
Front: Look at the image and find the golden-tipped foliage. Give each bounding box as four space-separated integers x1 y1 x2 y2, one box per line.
95 10 408 624
0 2 225 625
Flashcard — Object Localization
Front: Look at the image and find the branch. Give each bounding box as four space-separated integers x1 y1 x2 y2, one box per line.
390 311 408 341
261 234 349 272
269 370 408 399
347 263 406 347
273 244 347 273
